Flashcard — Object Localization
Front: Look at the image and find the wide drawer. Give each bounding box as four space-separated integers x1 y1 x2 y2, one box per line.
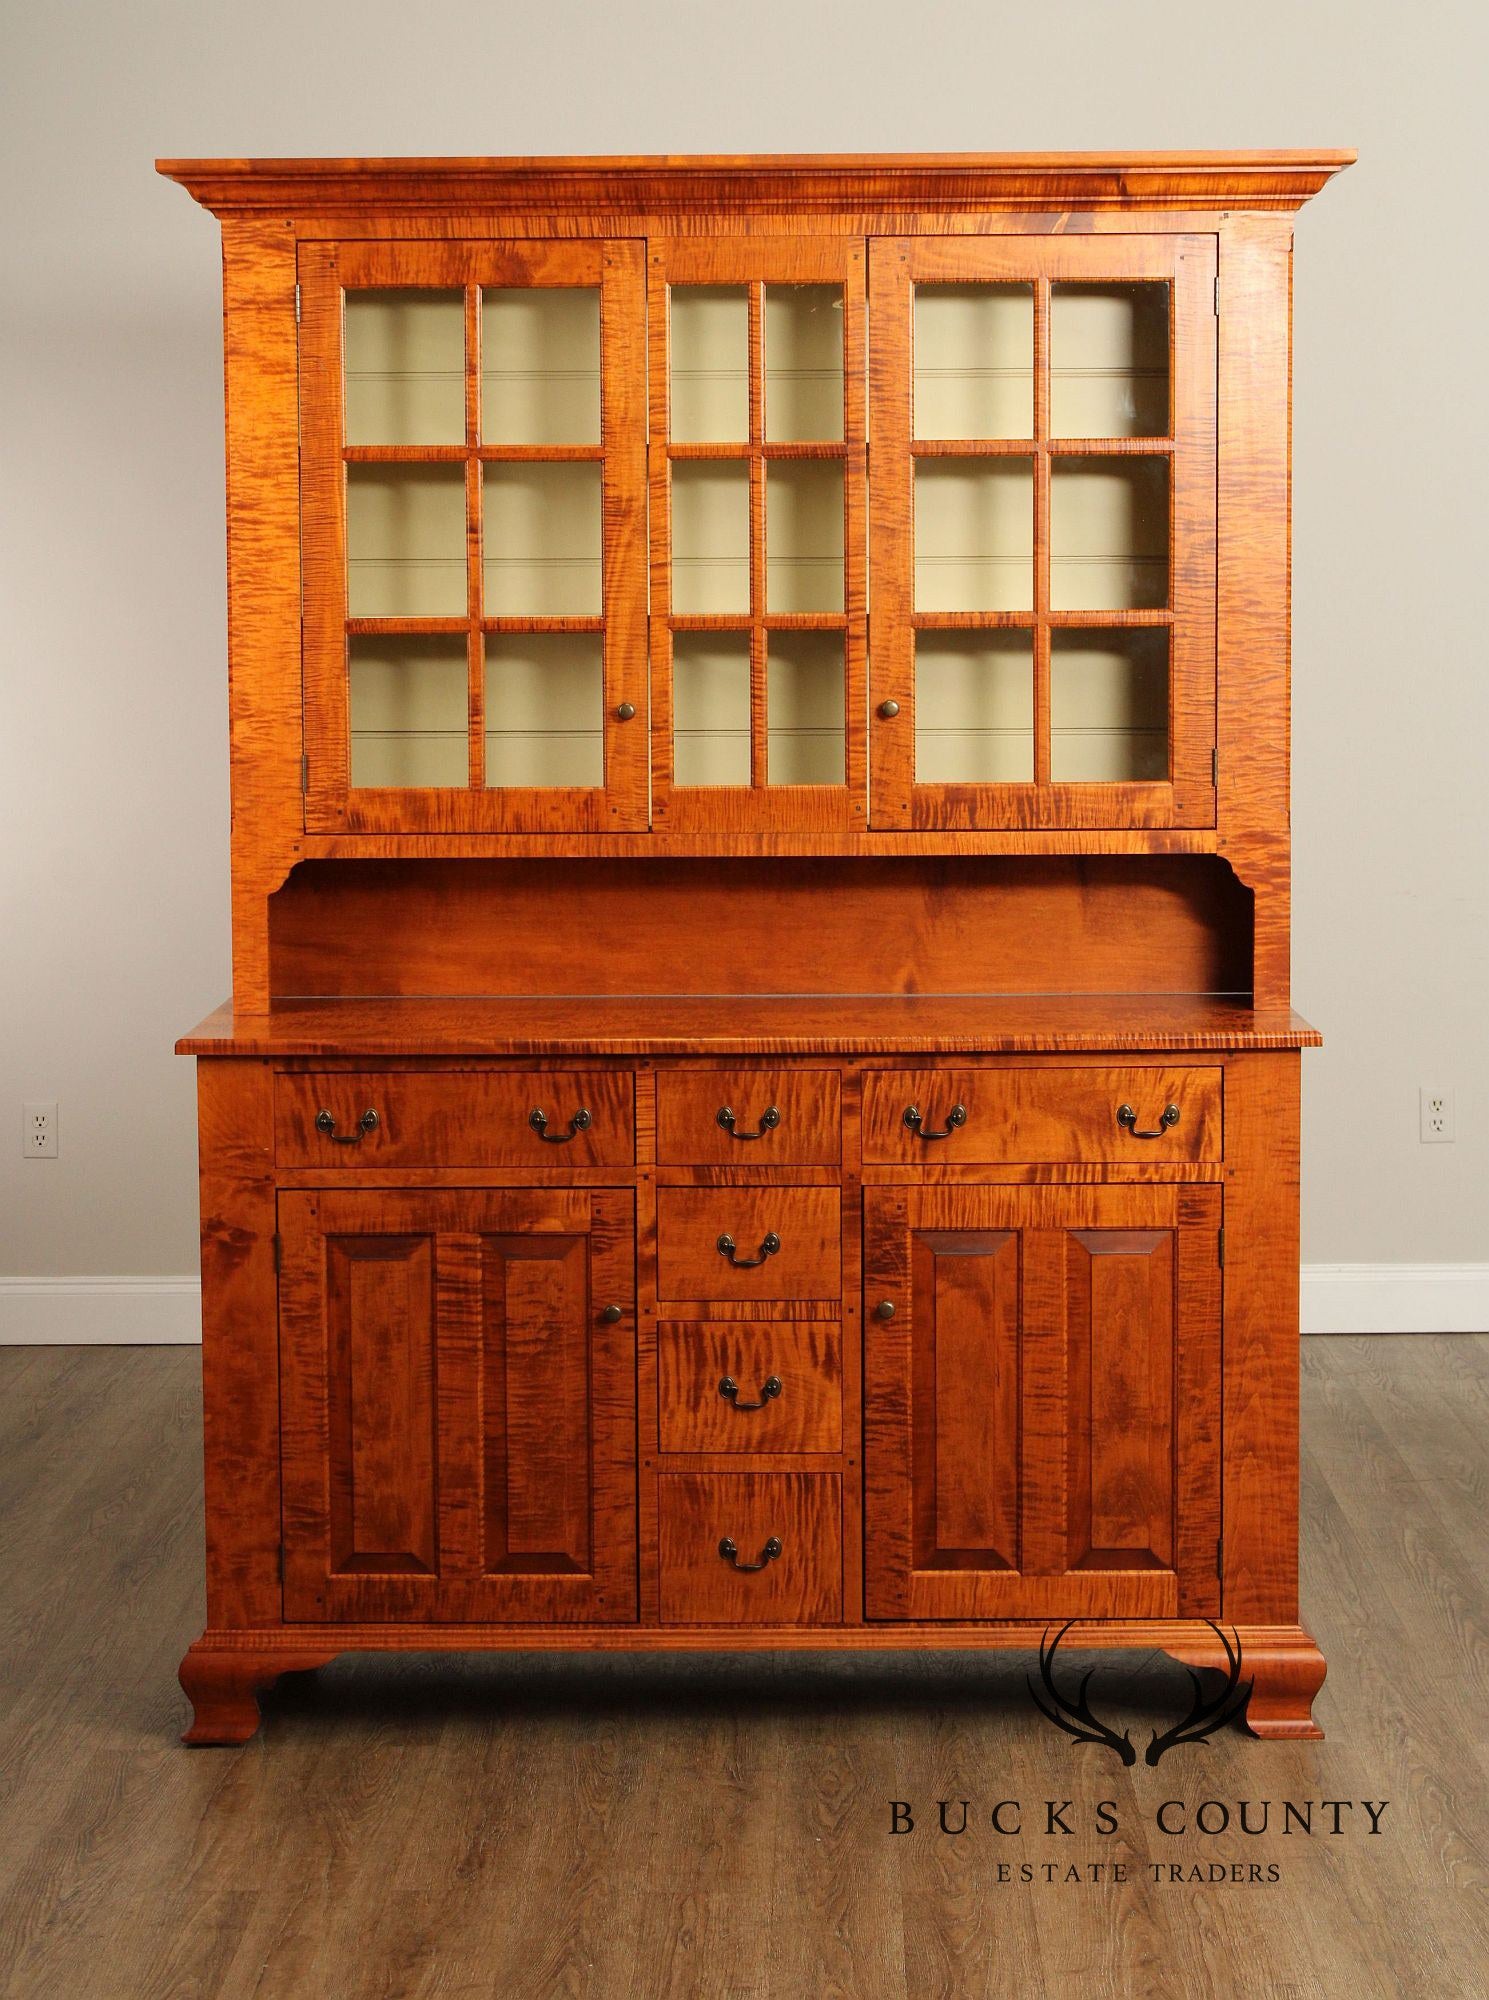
275 1070 634 1167
655 1187 841 1302
861 1066 1222 1164
658 1473 842 1624
657 1320 842 1453
655 1070 841 1165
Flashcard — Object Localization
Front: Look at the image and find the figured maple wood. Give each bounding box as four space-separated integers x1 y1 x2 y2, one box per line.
179 1644 338 1745
656 1319 843 1453
279 1187 637 1621
861 1065 1222 1163
158 152 1356 220
655 1069 841 1164
655 1185 841 1302
274 1067 635 1166
1164 1622 1326 1740
862 1183 1221 1620
266 854 1251 1000
657 1473 842 1624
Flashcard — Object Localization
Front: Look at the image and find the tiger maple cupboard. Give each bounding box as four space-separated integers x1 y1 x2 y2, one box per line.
162 151 1351 1745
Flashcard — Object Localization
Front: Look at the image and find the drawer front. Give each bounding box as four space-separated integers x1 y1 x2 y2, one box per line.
655 1187 841 1302
657 1321 842 1453
658 1473 842 1624
861 1066 1222 1164
656 1070 841 1165
276 1070 634 1168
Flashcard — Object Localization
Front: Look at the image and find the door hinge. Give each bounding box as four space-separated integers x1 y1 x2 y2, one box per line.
1213 272 1221 317
1217 1225 1225 1268
1211 746 1219 787
272 1231 282 1274
294 281 301 324
301 753 310 792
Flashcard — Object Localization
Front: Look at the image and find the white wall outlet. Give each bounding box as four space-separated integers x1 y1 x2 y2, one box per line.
22 1100 58 1158
1420 1087 1454 1144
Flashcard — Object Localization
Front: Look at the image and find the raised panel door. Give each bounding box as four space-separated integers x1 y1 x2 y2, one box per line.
863 1184 1220 1619
279 1187 636 1621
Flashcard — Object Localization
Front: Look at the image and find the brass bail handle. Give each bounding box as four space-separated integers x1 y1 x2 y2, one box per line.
315 1108 379 1145
1116 1102 1181 1140
718 1535 783 1572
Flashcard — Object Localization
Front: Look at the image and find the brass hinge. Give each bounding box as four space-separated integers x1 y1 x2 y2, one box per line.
272 1231 282 1274
1212 746 1219 786
1217 1225 1225 1268
301 753 310 792
1213 272 1221 317
294 282 301 324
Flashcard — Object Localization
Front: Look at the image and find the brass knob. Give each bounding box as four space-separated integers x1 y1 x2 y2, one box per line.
875 1300 896 1320
615 701 637 721
599 1304 623 1324
878 699 900 719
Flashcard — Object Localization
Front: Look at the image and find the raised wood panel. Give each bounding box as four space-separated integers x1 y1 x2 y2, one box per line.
862 1065 1221 1163
268 855 1251 1000
275 1069 635 1166
657 1473 842 1624
655 1186 840 1302
655 1069 841 1164
656 1320 842 1453
863 1183 1220 1620
279 1187 636 1623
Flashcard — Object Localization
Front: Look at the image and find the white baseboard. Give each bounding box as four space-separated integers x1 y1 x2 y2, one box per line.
0 1277 203 1344
0 1266 1485 1345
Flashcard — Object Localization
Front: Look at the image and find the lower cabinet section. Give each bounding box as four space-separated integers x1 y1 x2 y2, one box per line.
863 1183 1222 1621
657 1473 843 1625
278 1186 637 1621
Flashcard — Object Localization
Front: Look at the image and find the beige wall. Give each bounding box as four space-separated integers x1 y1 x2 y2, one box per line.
2 0 1484 1278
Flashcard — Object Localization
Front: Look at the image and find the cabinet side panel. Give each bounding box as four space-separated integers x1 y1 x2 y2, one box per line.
196 1060 282 1627
223 222 304 1009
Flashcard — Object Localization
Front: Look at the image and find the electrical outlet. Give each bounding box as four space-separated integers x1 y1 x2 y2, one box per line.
22 1101 58 1158
1420 1087 1454 1144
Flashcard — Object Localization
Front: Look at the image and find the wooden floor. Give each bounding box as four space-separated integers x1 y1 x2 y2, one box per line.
0 1339 1486 1999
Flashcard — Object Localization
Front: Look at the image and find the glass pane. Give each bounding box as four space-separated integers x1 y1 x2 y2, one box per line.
482 287 600 445
767 634 844 785
482 463 602 615
670 462 750 614
1050 283 1168 438
673 634 750 786
346 465 467 616
670 287 748 443
766 461 843 613
765 286 843 441
344 289 465 447
913 459 1033 612
485 633 604 788
1050 457 1168 610
914 285 1033 440
914 633 1033 783
1050 630 1169 780
349 636 468 787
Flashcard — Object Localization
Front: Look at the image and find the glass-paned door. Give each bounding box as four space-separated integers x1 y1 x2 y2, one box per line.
649 240 867 832
868 236 1216 830
299 240 647 832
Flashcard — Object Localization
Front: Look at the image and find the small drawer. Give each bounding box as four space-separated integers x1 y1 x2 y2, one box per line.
657 1321 842 1453
658 1473 841 1624
655 1187 840 1302
656 1070 841 1165
861 1066 1222 1165
275 1070 634 1168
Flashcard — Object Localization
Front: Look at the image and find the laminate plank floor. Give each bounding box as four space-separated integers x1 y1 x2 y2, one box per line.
0 1339 1484 1999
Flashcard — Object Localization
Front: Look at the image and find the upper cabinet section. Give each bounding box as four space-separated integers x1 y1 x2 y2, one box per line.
299 240 649 834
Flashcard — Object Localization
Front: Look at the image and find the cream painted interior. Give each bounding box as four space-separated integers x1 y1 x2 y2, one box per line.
670 287 749 442
765 459 844 612
672 635 751 785
481 286 600 445
670 460 750 613
1050 282 1169 438
486 634 605 789
913 458 1034 611
766 633 845 784
345 464 468 616
1049 630 1168 781
344 288 466 446
349 636 469 788
914 633 1035 782
764 285 843 441
1049 456 1168 610
482 461 602 616
914 284 1034 440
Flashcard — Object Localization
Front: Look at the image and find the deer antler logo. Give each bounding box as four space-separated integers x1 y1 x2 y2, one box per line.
1027 1621 1253 1766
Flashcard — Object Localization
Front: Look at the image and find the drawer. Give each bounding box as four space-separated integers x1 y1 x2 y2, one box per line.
275 1070 634 1168
658 1473 841 1624
861 1066 1222 1164
655 1187 841 1302
656 1070 841 1165
657 1321 842 1453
